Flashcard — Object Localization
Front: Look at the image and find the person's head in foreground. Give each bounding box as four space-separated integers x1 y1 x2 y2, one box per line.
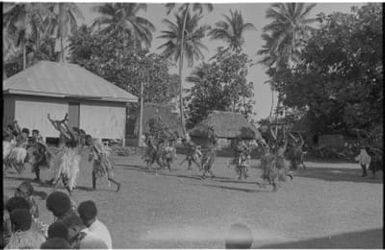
10 209 32 232
77 200 98 227
40 237 71 249
48 221 69 242
46 191 72 218
6 196 30 213
225 223 253 249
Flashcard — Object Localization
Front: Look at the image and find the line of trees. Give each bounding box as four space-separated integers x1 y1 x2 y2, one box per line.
3 3 382 141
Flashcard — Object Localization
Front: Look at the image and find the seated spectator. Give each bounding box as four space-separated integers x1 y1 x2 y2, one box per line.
5 196 30 213
46 191 83 246
78 200 112 249
47 221 69 242
40 237 71 249
4 196 31 247
4 209 46 249
46 191 106 249
14 181 39 218
225 223 253 249
1 195 11 248
79 235 109 249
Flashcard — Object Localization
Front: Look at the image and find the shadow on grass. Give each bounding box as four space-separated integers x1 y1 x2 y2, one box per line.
259 228 383 249
215 179 259 185
188 182 271 193
118 163 156 174
294 167 383 184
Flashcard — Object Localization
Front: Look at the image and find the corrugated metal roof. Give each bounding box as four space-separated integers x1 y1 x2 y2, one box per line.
3 61 138 103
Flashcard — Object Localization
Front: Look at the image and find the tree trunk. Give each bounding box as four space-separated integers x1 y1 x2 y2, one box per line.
23 42 26 70
178 5 189 138
269 87 274 120
59 3 65 63
138 80 144 147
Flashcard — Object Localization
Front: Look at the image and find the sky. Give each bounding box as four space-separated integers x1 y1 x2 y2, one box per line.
76 2 362 120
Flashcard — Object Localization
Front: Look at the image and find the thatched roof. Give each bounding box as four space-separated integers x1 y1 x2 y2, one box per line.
3 61 137 103
189 111 262 140
134 103 182 136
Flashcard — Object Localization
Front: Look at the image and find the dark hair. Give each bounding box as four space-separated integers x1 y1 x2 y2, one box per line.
46 191 71 217
40 238 71 249
17 181 34 196
10 209 32 231
77 200 97 222
225 223 253 249
22 128 30 135
5 197 30 213
48 221 69 241
32 129 39 134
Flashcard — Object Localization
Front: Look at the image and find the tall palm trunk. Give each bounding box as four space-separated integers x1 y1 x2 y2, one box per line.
58 3 65 63
269 86 275 120
22 41 27 70
178 5 189 138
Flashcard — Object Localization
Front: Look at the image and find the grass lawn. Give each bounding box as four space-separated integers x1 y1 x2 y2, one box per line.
3 154 383 248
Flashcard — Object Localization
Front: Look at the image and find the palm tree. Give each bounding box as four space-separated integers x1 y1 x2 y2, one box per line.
258 3 318 121
258 3 318 69
92 3 155 50
3 3 47 69
162 3 213 137
208 9 256 52
43 3 83 62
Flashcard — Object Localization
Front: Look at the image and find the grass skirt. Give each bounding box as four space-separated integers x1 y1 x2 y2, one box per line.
93 155 114 179
3 142 27 174
52 146 81 190
3 141 14 160
261 154 291 184
28 143 51 173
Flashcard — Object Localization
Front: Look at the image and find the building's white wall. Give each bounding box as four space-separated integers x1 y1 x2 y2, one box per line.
79 104 126 140
14 98 68 138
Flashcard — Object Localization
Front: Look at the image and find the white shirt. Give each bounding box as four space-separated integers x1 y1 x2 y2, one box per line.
79 227 108 249
88 218 113 249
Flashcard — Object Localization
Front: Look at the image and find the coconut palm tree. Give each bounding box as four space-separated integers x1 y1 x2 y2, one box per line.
92 3 155 50
3 3 47 69
258 3 318 121
258 3 318 69
42 3 83 62
162 3 213 137
208 9 256 52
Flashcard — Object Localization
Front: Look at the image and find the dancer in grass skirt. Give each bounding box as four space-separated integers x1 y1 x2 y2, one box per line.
86 135 121 192
26 129 52 181
260 131 293 192
180 138 202 170
3 121 29 174
48 114 84 195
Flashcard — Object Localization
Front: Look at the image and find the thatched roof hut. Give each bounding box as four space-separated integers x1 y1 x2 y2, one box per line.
189 111 262 140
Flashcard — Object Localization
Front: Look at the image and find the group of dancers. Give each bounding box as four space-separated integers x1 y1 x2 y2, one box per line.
4 112 308 193
143 124 219 179
140 117 308 192
3 114 120 195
